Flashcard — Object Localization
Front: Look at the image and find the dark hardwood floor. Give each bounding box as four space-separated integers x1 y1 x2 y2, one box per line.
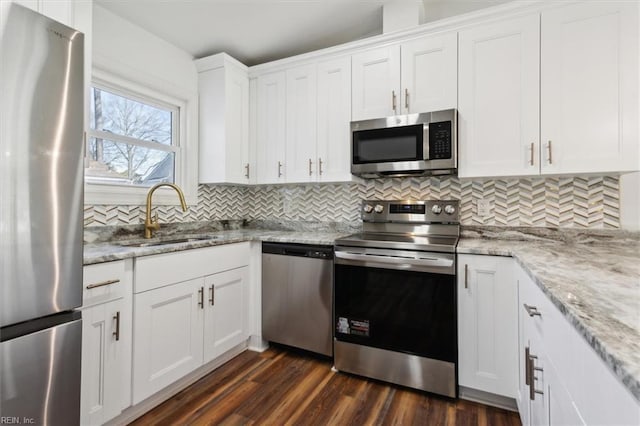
130 347 522 426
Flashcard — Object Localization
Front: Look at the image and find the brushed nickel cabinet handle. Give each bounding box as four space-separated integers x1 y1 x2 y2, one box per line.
392 90 397 112
112 311 120 341
464 264 469 289
530 142 535 166
308 158 313 176
523 303 542 317
404 88 409 110
209 285 214 306
277 161 283 178
528 352 543 400
86 279 120 290
525 346 531 386
244 163 250 179
318 158 323 176
547 140 553 165
198 287 204 309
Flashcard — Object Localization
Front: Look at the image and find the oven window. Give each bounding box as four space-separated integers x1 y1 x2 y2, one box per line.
352 124 423 164
334 264 456 363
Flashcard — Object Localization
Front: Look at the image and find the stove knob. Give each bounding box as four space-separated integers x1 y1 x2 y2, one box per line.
374 204 384 214
444 205 456 215
431 204 442 215
363 204 374 214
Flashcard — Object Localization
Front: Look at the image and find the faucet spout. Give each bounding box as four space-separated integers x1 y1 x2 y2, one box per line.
144 183 188 239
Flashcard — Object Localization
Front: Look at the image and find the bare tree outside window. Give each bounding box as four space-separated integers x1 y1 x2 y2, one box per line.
86 86 178 186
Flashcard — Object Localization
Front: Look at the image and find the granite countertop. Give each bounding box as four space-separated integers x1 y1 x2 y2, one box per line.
83 221 353 265
84 221 640 402
458 226 640 402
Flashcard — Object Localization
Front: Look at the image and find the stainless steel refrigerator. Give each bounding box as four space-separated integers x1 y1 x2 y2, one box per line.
0 4 84 425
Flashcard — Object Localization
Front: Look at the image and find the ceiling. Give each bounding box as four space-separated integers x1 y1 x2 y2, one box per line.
95 0 510 66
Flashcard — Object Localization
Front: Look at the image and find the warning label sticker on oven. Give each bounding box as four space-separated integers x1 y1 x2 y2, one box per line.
337 317 370 337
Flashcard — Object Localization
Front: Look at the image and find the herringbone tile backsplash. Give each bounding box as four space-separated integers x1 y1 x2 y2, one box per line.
84 176 620 228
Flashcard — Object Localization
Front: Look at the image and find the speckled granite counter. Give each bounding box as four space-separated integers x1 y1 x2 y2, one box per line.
458 227 640 402
84 222 640 402
83 220 355 265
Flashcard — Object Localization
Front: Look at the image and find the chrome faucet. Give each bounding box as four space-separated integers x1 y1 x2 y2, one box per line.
144 183 188 239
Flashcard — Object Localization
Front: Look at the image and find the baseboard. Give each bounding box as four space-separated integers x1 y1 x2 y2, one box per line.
106 341 249 426
248 335 269 352
459 386 519 412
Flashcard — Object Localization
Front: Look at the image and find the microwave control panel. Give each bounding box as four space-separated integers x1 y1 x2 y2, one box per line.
428 121 452 160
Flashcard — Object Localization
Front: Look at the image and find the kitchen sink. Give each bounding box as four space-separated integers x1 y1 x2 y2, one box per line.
117 236 220 248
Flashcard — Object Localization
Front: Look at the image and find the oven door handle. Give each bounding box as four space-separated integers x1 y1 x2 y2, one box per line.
334 251 455 275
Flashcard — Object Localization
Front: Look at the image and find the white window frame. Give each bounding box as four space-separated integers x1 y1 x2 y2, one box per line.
84 68 197 206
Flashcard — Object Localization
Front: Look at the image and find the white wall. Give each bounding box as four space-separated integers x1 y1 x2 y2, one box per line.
620 173 640 230
90 4 199 204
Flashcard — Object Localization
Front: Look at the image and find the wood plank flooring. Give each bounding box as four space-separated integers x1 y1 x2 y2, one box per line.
130 346 522 426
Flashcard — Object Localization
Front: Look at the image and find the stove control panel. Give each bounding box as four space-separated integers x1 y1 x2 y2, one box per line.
361 200 460 223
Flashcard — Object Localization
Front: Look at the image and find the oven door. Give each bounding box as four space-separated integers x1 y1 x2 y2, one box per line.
334 247 456 364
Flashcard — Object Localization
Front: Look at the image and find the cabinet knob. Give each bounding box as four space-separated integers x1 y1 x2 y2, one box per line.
392 90 397 113
277 161 283 178
318 158 323 176
244 163 250 179
547 140 553 165
404 88 409 111
308 158 313 176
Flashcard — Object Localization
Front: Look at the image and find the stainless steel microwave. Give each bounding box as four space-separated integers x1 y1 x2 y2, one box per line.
350 109 457 178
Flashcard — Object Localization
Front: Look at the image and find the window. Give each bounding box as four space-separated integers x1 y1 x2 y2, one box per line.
86 83 179 187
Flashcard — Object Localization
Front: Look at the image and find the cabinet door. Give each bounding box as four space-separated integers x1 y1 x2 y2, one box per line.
225 65 250 183
317 57 352 182
541 1 639 174
203 267 249 363
458 14 540 178
199 65 249 184
256 71 286 184
400 32 457 114
285 64 317 183
352 45 401 120
81 298 124 426
457 255 518 398
132 278 204 404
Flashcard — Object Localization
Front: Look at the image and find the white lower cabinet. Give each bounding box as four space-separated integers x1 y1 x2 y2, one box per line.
203 267 250 363
81 260 132 426
132 278 205 404
457 254 518 399
131 244 251 405
517 264 639 426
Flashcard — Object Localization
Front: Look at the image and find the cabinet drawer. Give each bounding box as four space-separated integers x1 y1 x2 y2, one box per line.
134 242 250 293
83 260 130 307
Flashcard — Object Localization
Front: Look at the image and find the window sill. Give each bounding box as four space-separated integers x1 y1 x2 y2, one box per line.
84 183 197 206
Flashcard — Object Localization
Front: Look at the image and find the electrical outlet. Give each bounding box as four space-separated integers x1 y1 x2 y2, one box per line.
477 198 491 217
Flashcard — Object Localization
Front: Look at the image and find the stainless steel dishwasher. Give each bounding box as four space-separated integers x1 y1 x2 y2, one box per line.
262 242 333 357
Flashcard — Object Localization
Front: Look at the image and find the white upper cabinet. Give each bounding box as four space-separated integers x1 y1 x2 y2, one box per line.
540 1 639 175
459 1 639 178
352 33 457 121
197 54 251 184
400 33 458 114
256 71 287 184
285 64 317 182
352 45 401 120
253 57 354 184
316 57 353 182
458 14 540 178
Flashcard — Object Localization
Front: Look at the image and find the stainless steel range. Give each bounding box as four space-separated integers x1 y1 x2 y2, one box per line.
333 199 460 398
